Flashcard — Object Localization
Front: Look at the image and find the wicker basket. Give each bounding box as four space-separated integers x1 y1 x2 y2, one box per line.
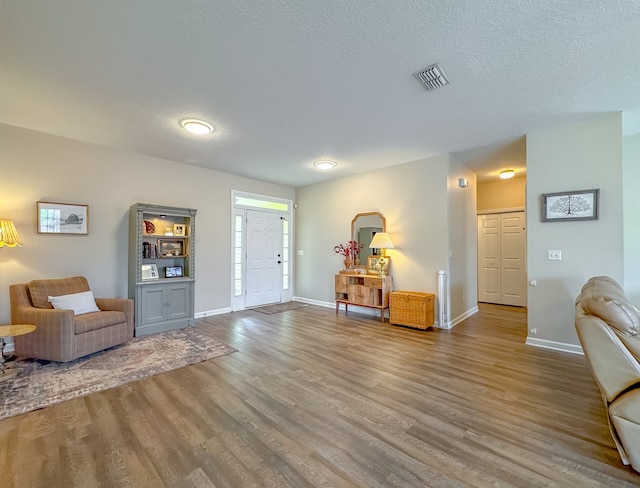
389 291 434 329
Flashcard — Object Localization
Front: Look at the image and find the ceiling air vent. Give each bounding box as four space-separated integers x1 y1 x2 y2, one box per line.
413 63 449 91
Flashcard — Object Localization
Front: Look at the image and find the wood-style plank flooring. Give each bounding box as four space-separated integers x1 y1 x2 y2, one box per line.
1 303 638 487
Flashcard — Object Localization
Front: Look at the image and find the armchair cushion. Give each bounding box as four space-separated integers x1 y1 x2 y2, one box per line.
74 310 127 334
48 290 100 315
28 276 91 309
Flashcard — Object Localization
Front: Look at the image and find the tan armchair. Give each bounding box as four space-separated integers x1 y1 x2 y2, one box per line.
10 276 134 362
575 276 640 471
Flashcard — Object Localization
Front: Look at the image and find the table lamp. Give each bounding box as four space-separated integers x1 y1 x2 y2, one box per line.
369 232 394 257
369 232 394 276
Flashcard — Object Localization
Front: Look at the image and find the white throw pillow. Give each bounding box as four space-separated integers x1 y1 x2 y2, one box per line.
48 291 100 315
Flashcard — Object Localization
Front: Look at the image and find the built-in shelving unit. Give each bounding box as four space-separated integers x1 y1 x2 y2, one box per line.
129 203 197 336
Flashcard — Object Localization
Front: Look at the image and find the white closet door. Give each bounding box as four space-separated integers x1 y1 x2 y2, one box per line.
477 211 527 306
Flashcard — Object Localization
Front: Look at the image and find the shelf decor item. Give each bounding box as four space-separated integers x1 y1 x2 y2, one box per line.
173 224 185 236
158 239 184 257
143 220 155 234
367 256 390 276
141 264 159 281
37 201 89 235
165 266 183 278
541 189 599 222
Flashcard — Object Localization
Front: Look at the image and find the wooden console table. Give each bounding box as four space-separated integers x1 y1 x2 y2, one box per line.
335 273 392 322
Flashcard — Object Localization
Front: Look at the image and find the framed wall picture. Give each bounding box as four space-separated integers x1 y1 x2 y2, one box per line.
141 264 159 280
158 239 184 257
173 223 185 236
367 256 390 276
37 201 89 234
541 189 599 222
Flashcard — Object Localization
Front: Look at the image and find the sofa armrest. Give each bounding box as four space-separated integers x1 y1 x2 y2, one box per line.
576 313 640 403
13 306 75 334
12 306 76 360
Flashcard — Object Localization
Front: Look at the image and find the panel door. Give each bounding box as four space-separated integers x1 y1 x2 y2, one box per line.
477 214 501 303
166 282 191 320
500 212 527 306
140 286 166 325
246 210 282 307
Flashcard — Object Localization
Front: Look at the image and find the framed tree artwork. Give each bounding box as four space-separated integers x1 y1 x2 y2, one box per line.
541 189 599 222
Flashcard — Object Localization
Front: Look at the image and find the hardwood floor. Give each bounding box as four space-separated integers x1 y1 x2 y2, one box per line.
1 303 638 487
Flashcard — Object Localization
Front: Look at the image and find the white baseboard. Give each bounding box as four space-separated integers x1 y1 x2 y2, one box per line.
439 306 479 329
293 296 334 309
194 308 231 319
293 296 388 318
525 337 583 355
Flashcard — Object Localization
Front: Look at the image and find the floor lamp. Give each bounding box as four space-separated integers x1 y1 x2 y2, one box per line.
0 219 22 367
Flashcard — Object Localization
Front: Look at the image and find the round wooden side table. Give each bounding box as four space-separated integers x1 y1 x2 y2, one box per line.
0 324 36 382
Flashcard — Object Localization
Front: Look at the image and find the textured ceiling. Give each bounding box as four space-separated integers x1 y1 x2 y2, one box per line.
2 1 639 187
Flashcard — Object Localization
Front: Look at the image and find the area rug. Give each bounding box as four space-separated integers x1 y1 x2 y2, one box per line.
0 327 237 421
252 301 310 314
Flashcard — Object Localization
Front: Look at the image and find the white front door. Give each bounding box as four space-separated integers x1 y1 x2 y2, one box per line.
245 209 282 307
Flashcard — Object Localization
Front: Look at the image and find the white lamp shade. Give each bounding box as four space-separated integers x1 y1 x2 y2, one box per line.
369 232 394 249
0 219 22 247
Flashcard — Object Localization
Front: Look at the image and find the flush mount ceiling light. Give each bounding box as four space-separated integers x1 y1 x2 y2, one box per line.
314 160 336 170
500 169 515 179
180 118 214 135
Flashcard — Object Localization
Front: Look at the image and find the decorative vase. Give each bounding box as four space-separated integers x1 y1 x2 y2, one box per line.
343 257 352 269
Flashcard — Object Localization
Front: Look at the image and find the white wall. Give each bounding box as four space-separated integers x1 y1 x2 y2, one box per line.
623 133 640 304
0 124 294 323
447 158 478 323
526 113 623 348
295 154 478 325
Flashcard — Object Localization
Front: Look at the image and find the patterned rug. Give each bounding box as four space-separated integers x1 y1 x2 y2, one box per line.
252 301 310 314
0 327 237 421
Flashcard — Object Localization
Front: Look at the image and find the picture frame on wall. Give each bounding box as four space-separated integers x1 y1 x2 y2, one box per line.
541 189 599 222
37 201 89 234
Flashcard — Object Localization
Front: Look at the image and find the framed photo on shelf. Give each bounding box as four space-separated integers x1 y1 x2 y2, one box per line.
173 223 185 236
158 239 184 257
541 189 599 222
367 256 390 276
37 201 89 235
141 264 159 281
164 266 183 278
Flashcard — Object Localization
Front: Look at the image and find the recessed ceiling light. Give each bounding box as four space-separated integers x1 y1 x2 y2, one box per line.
180 118 214 135
500 169 515 179
314 160 336 170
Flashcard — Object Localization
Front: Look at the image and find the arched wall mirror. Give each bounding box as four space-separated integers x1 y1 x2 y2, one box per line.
351 212 386 262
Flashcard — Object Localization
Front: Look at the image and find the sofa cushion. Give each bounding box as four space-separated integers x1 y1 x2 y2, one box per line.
579 276 640 336
49 291 100 315
74 310 127 334
28 276 91 309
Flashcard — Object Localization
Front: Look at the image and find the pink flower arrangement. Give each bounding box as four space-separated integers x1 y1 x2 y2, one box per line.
333 240 363 260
